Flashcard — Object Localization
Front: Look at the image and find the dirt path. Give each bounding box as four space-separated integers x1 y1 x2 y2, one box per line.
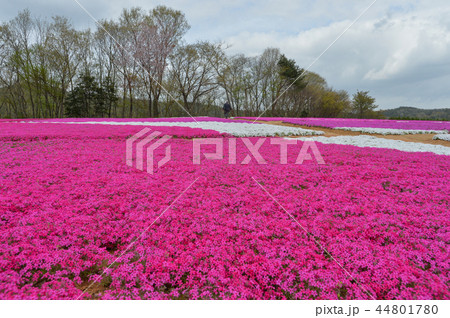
236 119 450 147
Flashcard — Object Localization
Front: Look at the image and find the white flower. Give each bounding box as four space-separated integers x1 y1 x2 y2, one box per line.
334 127 448 135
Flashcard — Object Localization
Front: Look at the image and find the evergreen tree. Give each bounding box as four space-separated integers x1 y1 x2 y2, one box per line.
65 73 117 118
277 54 306 90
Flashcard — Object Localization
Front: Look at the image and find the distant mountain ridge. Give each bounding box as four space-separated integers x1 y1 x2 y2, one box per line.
382 107 450 121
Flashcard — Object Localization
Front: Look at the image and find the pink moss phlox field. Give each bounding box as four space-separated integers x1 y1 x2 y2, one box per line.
237 117 450 131
7 117 255 123
0 122 449 300
0 123 227 141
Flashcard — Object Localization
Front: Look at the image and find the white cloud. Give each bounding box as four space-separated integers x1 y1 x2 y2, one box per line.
224 4 450 108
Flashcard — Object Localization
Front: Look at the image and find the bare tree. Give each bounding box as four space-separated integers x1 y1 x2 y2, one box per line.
138 6 189 117
94 21 120 117
169 42 219 114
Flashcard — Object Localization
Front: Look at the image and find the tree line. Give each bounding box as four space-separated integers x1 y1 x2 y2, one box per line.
0 7 380 119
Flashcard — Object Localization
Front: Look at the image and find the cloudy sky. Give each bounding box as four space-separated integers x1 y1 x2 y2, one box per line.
2 0 450 109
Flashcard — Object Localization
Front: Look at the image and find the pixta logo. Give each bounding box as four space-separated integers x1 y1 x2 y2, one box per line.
126 128 172 174
126 128 325 175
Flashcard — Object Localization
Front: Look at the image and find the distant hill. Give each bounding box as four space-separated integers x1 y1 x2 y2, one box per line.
382 107 450 121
